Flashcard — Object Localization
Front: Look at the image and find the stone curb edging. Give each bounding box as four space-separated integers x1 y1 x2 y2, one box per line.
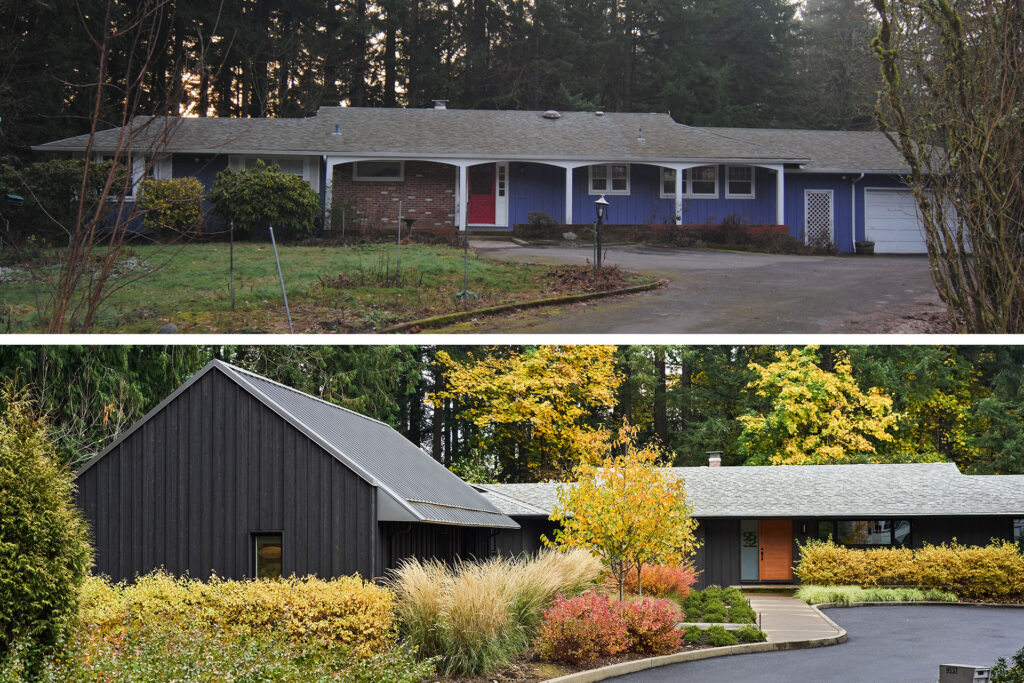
543 603 846 683
377 279 667 333
815 600 1024 609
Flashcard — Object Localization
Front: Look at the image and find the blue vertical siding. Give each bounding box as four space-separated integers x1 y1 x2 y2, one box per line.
509 163 778 228
509 162 566 225
784 173 855 253
172 154 229 234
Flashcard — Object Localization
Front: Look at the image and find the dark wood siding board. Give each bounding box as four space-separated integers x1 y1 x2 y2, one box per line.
143 422 155 575
320 448 331 576
177 395 189 575
188 375 203 577
233 382 247 577
221 378 235 577
200 373 213 576
161 394 175 574
331 463 343 576
281 412 295 576
120 444 131 579
211 373 226 573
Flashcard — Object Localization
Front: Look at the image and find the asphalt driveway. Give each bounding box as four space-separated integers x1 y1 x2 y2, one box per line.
612 605 1024 683
471 244 943 333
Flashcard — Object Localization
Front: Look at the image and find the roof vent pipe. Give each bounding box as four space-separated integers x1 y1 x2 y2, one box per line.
707 451 723 467
333 124 341 135
637 128 645 141
433 99 448 110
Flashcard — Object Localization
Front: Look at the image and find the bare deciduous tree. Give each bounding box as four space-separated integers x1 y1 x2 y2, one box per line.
43 0 198 333
872 0 1024 333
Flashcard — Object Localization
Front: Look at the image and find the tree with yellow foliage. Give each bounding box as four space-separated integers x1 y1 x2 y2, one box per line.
546 424 699 601
431 346 620 481
738 346 915 465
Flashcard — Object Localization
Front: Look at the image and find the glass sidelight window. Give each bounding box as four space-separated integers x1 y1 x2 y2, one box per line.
254 533 283 579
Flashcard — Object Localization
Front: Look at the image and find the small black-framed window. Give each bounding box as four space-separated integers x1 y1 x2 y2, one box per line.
818 520 835 540
1014 519 1023 548
254 533 283 579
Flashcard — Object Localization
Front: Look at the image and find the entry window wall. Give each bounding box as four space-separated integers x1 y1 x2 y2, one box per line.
818 520 912 547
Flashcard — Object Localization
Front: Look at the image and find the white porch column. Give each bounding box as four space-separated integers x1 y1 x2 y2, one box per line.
674 166 684 225
564 166 574 224
457 163 469 232
775 165 786 226
323 156 336 230
131 155 146 197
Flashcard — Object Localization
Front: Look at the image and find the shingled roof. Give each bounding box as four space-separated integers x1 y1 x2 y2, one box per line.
480 463 1024 519
77 360 518 530
34 108 806 164
699 127 912 173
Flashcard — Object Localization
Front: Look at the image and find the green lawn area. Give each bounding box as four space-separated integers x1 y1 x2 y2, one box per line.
0 242 654 333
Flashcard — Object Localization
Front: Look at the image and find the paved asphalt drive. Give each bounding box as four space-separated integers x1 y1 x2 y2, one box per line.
611 605 1024 683
472 244 941 333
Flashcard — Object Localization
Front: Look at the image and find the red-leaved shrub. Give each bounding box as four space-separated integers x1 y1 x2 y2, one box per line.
535 593 629 665
622 565 698 599
619 598 684 655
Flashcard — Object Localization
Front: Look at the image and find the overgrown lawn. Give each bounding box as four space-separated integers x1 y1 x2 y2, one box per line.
0 243 654 333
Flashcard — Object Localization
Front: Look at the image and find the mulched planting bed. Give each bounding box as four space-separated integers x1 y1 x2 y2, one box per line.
544 264 636 293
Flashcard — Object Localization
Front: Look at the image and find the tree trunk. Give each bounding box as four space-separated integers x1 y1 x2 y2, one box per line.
654 348 668 445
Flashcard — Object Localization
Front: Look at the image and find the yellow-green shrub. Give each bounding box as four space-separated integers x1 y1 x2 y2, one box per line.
81 572 396 657
795 539 1024 602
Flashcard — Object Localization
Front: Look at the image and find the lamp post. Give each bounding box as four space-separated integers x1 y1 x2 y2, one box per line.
594 195 609 273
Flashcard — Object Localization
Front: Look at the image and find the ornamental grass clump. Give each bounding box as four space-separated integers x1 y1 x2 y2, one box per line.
795 584 958 605
389 549 602 676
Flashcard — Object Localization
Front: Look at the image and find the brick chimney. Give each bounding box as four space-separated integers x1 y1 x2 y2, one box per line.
707 451 723 467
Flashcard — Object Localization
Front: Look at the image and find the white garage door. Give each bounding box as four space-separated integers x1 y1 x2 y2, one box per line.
864 189 927 254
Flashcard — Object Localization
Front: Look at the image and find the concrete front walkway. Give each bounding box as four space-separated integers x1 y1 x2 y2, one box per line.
745 593 845 643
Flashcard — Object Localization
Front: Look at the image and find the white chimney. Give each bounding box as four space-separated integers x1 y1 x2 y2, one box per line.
433 99 448 110
707 451 723 467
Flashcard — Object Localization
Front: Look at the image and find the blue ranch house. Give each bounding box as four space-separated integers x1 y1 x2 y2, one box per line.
34 104 927 254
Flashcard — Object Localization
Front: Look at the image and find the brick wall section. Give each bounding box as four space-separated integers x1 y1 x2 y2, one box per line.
331 161 456 231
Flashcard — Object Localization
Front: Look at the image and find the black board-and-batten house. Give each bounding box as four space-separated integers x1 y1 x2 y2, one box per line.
74 360 517 582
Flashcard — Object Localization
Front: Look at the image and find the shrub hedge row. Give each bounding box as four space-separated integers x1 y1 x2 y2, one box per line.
81 572 397 657
795 540 1024 602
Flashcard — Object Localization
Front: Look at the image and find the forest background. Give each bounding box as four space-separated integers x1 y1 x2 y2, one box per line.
2 0 880 156
2 344 1021 480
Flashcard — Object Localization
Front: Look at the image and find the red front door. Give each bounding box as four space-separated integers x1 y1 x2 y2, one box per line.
467 164 496 224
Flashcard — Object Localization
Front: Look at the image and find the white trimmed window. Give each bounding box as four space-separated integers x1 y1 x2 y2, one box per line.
353 160 404 181
589 163 630 195
726 166 755 198
687 165 718 198
245 157 305 177
660 168 677 198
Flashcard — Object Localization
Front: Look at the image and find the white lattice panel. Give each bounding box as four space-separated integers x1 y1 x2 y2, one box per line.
805 190 834 247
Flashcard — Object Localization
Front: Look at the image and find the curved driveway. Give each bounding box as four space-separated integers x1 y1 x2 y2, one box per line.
612 605 1024 683
473 244 942 333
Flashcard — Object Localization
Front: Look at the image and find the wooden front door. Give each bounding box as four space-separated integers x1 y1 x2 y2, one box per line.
758 519 793 581
467 164 496 224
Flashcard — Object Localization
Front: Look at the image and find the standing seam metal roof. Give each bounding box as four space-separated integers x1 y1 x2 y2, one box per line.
76 360 517 530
